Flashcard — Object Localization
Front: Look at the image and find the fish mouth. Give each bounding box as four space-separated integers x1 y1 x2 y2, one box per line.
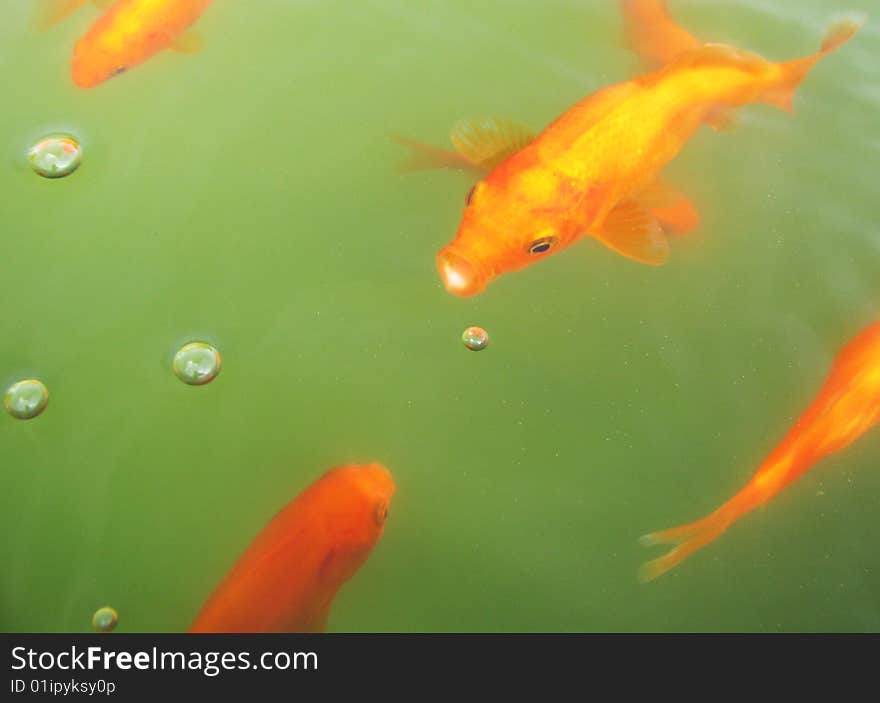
436 248 487 297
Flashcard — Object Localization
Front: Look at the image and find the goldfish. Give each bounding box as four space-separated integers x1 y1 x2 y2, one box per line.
640 321 880 582
38 0 212 88
399 6 861 297
189 463 395 633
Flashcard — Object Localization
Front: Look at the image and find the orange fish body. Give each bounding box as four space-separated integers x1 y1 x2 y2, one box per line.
641 321 880 581
71 0 212 88
189 463 395 633
434 15 860 296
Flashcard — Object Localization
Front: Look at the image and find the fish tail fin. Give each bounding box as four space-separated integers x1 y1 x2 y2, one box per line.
391 135 473 173
765 15 865 112
638 511 730 582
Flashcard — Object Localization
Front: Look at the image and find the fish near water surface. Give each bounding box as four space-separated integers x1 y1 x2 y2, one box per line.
39 0 212 88
400 5 862 297
189 463 395 633
640 321 880 582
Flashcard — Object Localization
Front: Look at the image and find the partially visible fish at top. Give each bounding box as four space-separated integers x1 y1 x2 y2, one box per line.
640 320 880 582
397 6 863 297
37 0 213 89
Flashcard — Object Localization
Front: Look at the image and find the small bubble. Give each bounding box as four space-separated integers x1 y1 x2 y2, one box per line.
4 379 49 420
173 342 221 385
92 606 118 633
462 326 489 351
28 135 82 179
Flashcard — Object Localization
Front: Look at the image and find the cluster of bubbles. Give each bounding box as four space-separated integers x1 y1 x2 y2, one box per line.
18 134 485 410
4 342 220 421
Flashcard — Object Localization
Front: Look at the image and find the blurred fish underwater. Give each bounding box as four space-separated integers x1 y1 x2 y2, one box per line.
1 0 878 633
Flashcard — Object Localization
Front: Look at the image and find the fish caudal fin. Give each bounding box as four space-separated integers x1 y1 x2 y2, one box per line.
765 16 865 113
391 136 477 174
638 511 730 582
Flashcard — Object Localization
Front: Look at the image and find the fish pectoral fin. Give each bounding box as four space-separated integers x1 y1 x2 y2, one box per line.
634 179 700 234
391 136 481 174
621 0 703 69
169 31 205 54
450 117 535 170
35 0 89 29
592 200 669 265
704 107 738 132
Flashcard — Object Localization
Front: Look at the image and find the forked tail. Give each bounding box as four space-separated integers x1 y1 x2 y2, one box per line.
764 15 865 112
638 510 732 582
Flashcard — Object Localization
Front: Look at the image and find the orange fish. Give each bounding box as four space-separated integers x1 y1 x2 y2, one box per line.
400 10 861 296
40 0 212 88
640 321 880 582
189 463 395 633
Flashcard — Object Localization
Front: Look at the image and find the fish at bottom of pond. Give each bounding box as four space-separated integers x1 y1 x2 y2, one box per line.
189 463 395 633
640 321 880 582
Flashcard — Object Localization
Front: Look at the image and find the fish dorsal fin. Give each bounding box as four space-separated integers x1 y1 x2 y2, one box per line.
665 43 770 75
450 117 535 170
169 31 204 54
633 179 700 234
391 136 478 173
592 199 669 265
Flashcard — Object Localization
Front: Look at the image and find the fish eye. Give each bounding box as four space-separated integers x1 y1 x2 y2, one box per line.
374 502 389 527
464 185 476 206
527 236 557 255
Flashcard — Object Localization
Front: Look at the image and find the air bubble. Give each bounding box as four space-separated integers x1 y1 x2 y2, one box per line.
4 379 49 419
92 606 118 633
462 326 489 351
173 342 221 385
29 135 82 178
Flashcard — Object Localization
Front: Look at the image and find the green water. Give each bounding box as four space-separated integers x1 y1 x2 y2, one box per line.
1 0 878 633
